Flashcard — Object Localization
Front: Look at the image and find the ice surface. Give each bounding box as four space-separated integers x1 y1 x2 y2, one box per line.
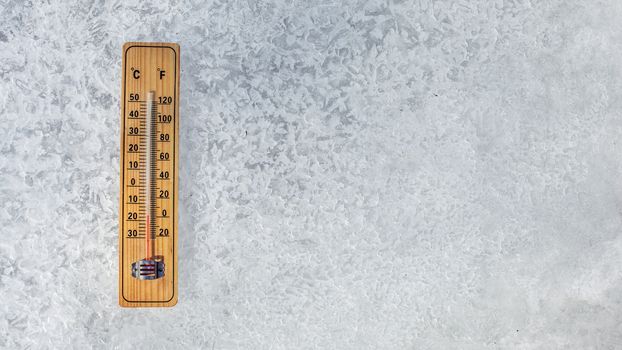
1 0 622 348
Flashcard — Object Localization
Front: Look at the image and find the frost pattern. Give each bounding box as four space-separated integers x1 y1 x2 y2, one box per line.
1 0 621 348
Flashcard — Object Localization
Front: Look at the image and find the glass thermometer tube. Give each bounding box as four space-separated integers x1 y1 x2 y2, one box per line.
145 91 156 260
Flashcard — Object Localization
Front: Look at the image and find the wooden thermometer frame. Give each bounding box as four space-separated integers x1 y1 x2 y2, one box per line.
119 42 179 307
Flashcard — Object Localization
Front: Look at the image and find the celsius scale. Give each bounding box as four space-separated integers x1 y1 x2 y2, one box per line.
119 42 179 307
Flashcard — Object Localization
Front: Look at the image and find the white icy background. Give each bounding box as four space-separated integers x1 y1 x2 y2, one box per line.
2 0 622 348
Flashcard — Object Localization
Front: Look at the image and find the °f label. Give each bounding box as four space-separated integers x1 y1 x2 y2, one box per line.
119 42 179 307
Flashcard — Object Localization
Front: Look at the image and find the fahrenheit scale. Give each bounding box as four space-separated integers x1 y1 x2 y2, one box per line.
119 42 179 307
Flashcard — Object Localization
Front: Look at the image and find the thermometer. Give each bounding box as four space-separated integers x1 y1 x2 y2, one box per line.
119 42 179 307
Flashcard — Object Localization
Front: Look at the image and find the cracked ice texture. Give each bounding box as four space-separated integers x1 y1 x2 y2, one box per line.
2 0 622 348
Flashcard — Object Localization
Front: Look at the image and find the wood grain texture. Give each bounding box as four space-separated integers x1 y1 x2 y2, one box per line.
119 42 179 307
